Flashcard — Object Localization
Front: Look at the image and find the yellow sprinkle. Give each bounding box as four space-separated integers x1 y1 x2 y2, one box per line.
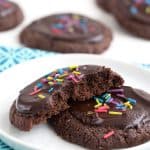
124 102 133 110
38 94 45 99
48 81 54 85
87 111 94 115
94 103 102 108
96 98 100 104
73 15 80 20
109 111 122 115
69 65 78 70
73 71 81 75
56 79 64 82
47 76 53 80
58 73 68 78
145 7 150 14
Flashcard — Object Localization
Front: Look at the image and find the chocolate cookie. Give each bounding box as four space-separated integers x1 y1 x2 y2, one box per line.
20 13 112 54
113 0 150 39
9 65 124 131
0 0 23 31
96 0 114 13
49 86 150 150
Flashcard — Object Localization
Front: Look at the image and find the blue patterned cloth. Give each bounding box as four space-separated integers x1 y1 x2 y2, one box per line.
0 46 150 150
0 46 56 72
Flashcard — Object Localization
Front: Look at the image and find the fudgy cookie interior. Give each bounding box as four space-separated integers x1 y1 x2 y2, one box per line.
49 86 150 150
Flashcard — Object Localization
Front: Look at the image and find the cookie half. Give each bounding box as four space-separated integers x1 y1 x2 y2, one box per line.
9 65 124 131
113 0 150 39
49 86 150 150
20 13 112 54
0 0 23 31
96 0 114 13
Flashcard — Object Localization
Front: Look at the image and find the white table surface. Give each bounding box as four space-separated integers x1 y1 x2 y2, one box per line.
0 0 150 64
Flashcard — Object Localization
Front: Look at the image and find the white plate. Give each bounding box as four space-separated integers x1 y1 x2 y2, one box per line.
0 54 149 150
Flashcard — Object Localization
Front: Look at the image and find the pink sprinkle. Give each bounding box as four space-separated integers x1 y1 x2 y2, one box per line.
103 131 115 139
67 75 79 83
51 29 62 35
29 89 42 96
95 109 108 113
67 74 74 79
55 74 60 78
41 78 48 83
97 106 109 110
34 86 38 91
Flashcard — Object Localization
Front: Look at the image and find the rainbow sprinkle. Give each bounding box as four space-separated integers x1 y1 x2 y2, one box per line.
103 130 115 139
93 87 137 116
49 14 95 36
29 66 83 100
129 0 150 15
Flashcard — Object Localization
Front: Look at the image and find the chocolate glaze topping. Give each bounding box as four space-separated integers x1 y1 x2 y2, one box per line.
0 0 15 17
28 13 104 43
16 65 124 115
70 86 150 129
118 0 150 24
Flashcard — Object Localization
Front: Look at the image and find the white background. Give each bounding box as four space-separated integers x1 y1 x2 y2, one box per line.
0 0 150 64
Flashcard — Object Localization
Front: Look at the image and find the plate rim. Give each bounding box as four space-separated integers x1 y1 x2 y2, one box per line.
0 53 150 150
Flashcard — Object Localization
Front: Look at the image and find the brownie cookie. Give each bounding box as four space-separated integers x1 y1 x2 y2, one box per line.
0 0 23 31
20 13 112 54
50 86 150 150
9 65 124 131
96 0 114 13
113 0 150 39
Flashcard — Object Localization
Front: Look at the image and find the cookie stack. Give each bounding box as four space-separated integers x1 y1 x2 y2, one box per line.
9 65 150 150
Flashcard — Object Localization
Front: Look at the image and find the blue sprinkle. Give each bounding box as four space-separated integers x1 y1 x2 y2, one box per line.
57 69 64 74
116 106 126 110
130 6 138 15
145 0 150 5
98 98 104 103
48 87 54 93
116 103 124 107
36 83 43 89
53 23 64 29
127 98 137 105
101 93 111 100
64 67 69 71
